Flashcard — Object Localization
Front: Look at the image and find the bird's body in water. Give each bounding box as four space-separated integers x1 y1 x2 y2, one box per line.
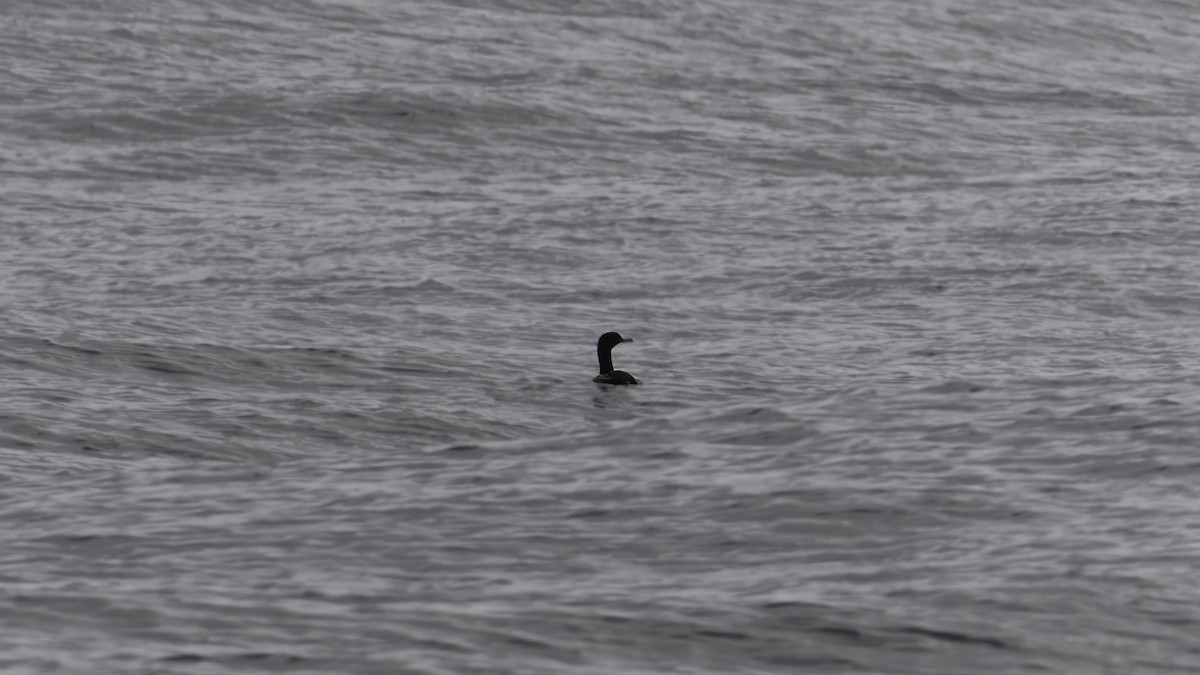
593 332 638 385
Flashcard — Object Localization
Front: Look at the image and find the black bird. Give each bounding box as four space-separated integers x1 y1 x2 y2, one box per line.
593 332 639 385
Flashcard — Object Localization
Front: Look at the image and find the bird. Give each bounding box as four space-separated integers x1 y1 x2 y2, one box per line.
593 332 639 385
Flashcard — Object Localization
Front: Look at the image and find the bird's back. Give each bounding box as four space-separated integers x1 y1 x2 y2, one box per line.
594 370 639 385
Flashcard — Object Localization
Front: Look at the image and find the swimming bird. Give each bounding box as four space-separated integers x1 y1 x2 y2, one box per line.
593 332 638 385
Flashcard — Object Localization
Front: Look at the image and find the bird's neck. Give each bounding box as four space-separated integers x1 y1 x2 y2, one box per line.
597 346 614 374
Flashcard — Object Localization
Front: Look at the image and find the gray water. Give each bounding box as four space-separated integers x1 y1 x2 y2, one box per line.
3 0 1200 672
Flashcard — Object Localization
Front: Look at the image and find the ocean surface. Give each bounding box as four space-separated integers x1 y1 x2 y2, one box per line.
3 0 1200 672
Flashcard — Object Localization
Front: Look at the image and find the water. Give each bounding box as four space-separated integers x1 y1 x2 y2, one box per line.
3 0 1200 672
